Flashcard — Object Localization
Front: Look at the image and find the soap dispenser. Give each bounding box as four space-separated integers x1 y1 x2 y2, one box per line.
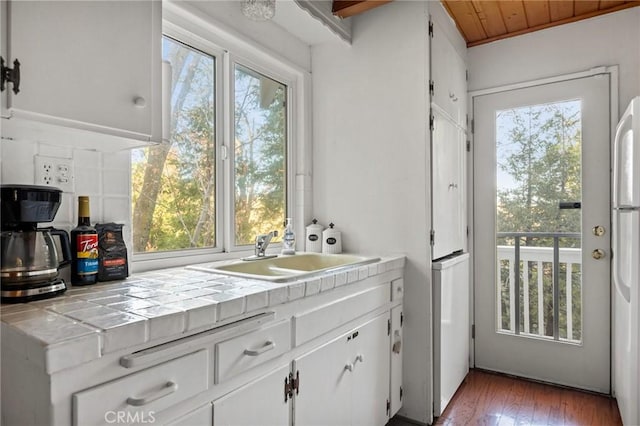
305 218 324 253
322 222 342 254
281 218 296 255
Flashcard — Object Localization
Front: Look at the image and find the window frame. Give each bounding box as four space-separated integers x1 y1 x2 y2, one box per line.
225 53 294 253
132 23 296 267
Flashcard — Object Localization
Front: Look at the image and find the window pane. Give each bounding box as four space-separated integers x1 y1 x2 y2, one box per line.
234 65 287 246
495 100 583 342
131 37 216 253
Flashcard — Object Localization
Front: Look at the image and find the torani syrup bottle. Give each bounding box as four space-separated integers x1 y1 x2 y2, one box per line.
71 196 99 285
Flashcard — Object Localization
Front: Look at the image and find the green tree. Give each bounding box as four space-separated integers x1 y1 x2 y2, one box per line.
132 39 286 253
496 101 582 340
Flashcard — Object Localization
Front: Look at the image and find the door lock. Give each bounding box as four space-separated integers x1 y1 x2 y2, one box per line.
592 249 606 260
592 225 605 236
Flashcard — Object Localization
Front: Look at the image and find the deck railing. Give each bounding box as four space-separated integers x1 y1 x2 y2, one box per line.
496 232 582 343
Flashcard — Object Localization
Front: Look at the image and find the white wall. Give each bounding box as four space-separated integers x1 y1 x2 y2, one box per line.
468 7 640 114
311 1 433 422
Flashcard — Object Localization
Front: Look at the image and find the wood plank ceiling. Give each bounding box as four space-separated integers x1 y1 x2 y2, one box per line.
331 1 640 47
441 0 640 47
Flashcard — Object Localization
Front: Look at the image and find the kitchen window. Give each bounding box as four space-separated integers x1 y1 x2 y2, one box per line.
132 34 290 260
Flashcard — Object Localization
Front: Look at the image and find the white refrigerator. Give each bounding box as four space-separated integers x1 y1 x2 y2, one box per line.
613 96 640 426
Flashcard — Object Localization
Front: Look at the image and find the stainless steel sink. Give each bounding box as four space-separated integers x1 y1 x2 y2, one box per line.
187 253 380 283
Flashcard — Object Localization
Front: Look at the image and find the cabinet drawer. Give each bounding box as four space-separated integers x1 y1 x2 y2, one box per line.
391 278 404 302
215 320 291 383
293 284 390 346
73 350 208 426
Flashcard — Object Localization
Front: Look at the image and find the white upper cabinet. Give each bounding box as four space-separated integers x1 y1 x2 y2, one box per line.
1 0 162 147
430 13 468 260
430 19 467 128
431 109 466 260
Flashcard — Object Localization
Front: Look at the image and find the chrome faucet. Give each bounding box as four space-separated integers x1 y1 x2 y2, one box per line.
243 230 278 261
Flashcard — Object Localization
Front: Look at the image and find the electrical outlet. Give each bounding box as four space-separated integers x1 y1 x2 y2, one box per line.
34 155 75 193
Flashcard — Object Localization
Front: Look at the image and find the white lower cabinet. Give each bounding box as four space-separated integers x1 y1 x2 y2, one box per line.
213 364 290 426
167 403 213 426
389 305 403 417
294 313 391 426
72 350 209 426
293 331 351 425
2 268 404 426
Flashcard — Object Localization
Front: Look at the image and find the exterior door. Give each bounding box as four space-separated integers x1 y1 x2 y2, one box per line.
473 73 611 392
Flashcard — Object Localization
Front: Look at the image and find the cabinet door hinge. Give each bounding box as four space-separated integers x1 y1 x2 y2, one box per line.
429 114 435 131
430 230 435 246
386 399 391 416
471 324 475 339
1 57 21 95
428 21 434 37
387 319 391 336
284 371 300 402
400 386 403 401
400 312 404 327
429 80 434 97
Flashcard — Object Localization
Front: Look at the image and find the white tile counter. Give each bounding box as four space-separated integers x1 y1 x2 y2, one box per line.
1 256 405 374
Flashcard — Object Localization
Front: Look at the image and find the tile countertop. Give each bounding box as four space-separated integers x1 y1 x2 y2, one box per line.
0 256 405 374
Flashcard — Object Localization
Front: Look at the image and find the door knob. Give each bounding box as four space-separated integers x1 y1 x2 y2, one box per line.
592 249 606 260
592 225 605 236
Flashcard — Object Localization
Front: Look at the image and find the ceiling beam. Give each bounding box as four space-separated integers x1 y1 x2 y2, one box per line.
332 0 393 18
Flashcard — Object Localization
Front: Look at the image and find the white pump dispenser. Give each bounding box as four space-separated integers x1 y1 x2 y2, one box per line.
281 218 296 255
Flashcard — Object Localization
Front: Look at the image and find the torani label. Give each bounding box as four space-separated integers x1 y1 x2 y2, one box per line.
76 234 99 275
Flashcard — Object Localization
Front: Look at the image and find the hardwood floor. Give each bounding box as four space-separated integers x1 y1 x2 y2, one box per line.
389 369 622 426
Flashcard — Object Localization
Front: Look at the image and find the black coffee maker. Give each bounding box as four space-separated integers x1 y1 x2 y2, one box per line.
1 185 72 302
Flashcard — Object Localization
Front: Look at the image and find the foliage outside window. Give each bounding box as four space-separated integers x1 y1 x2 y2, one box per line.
495 100 582 342
234 65 287 246
132 36 288 254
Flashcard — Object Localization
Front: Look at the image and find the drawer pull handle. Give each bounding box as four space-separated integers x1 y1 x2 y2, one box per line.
243 341 275 356
126 381 178 407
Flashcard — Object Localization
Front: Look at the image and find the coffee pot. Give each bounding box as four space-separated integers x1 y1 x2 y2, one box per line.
1 228 71 284
1 185 71 302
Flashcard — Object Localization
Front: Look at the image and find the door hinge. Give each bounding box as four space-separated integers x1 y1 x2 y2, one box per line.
466 140 471 152
387 319 391 336
471 324 475 339
1 57 21 95
466 69 469 82
400 312 404 327
429 114 435 131
400 386 403 401
428 21 433 37
471 118 475 134
466 226 469 237
429 80 434 97
430 230 435 246
386 399 391 416
284 371 299 402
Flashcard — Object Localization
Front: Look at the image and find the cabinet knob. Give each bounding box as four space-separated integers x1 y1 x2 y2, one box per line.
133 96 147 107
344 363 354 372
354 354 364 364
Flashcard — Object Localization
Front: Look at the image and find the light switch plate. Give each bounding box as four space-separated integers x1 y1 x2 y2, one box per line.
34 155 75 193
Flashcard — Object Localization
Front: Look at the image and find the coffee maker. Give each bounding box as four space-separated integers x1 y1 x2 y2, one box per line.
1 185 72 302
